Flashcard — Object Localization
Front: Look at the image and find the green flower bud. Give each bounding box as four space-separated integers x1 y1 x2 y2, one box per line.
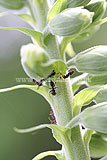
86 74 107 86
68 45 107 75
85 0 106 22
0 0 25 10
48 8 94 37
67 0 91 8
20 43 53 79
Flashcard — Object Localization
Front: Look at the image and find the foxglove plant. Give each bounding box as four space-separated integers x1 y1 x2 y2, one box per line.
0 0 107 159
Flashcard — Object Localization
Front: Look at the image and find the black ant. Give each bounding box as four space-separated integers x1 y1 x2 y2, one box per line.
61 70 74 79
49 80 56 96
47 70 56 79
32 70 56 87
49 108 56 124
32 78 45 87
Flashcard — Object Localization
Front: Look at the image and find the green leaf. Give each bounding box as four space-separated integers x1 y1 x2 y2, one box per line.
0 85 52 106
89 134 107 158
67 45 107 75
71 73 88 93
66 101 107 133
15 122 69 147
67 0 91 8
14 124 50 133
15 124 67 160
87 74 107 86
81 102 107 133
73 87 101 116
85 0 106 22
0 0 25 10
47 0 67 23
0 26 43 47
84 129 94 154
95 17 107 25
32 150 64 160
95 87 107 103
48 8 93 37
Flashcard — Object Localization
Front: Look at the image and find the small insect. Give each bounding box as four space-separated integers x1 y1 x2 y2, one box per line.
49 108 56 124
47 70 56 79
62 70 74 79
32 78 45 87
50 80 56 96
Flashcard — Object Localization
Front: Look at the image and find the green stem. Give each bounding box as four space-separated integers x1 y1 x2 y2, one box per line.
52 79 73 126
70 126 90 160
29 1 91 159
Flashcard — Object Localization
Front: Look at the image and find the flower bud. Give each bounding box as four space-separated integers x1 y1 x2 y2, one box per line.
86 74 107 86
48 8 94 37
68 45 107 75
67 0 91 8
0 0 25 10
85 0 106 22
20 43 53 79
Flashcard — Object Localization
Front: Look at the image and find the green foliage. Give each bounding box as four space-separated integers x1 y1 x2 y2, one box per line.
67 0 91 8
47 0 67 22
0 0 25 10
68 46 107 75
81 102 107 133
89 134 107 158
48 8 93 37
85 0 106 22
0 0 107 160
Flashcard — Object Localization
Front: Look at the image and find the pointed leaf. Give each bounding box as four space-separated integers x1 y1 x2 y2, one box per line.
81 102 107 133
15 122 69 147
95 87 107 103
32 150 64 160
0 26 42 47
89 134 107 158
0 0 24 10
87 74 107 86
85 0 106 22
66 102 107 133
67 0 91 8
0 85 52 106
71 73 88 93
73 87 101 115
47 0 67 23
14 124 50 133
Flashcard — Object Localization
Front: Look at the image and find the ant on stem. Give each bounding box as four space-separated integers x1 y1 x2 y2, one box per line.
49 108 56 124
32 78 45 88
49 80 56 96
32 70 56 87
62 70 74 79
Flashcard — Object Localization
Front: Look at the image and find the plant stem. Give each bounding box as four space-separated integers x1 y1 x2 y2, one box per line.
70 126 90 160
29 1 91 159
52 78 73 126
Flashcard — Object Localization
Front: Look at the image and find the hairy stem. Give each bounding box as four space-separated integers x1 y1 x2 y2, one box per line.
29 1 90 159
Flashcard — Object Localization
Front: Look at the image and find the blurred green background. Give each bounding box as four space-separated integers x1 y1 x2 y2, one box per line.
0 9 107 160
